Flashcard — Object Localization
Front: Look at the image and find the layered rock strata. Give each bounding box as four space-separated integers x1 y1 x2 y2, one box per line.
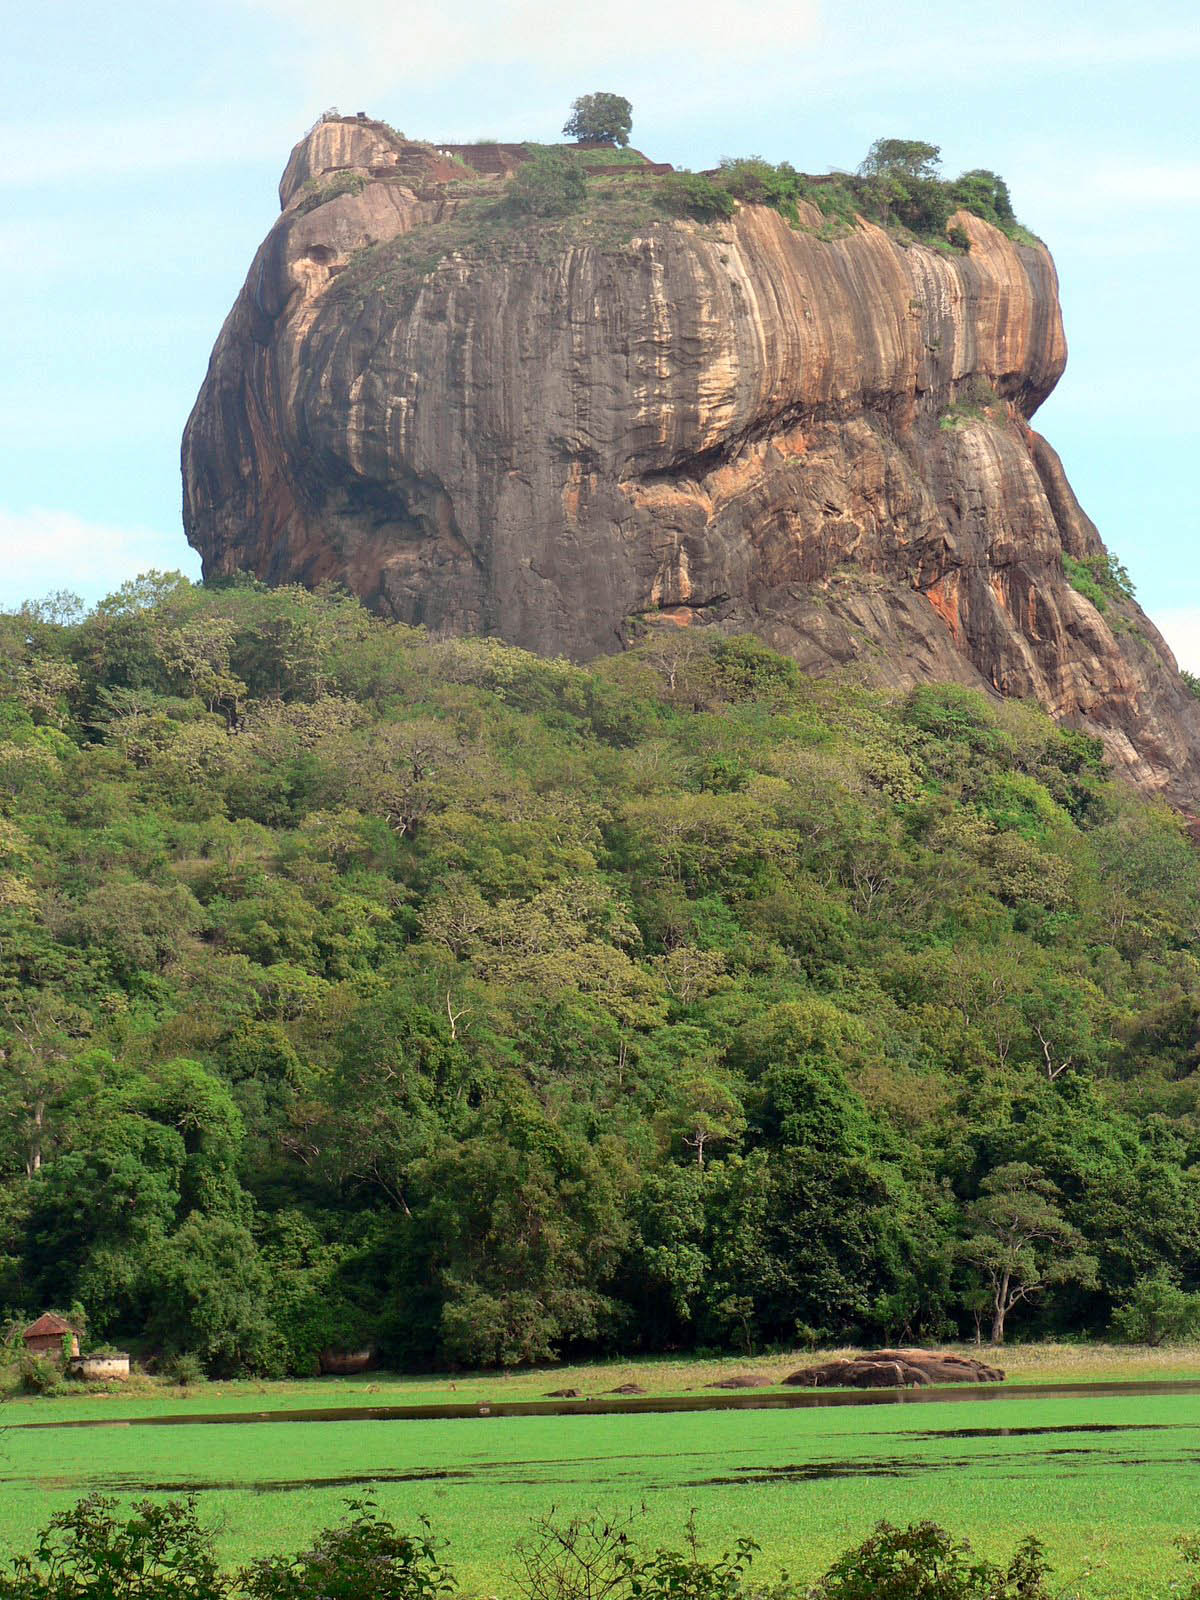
183 117 1200 806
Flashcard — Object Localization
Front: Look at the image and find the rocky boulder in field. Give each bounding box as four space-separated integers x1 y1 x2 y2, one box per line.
785 1350 1005 1387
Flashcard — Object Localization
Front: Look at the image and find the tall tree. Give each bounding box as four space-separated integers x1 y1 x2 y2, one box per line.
562 93 633 147
959 1163 1098 1343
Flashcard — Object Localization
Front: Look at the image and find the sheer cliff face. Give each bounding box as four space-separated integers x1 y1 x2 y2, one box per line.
183 120 1200 806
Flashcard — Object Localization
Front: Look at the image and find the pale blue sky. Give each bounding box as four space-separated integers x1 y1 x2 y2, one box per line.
2 0 1197 665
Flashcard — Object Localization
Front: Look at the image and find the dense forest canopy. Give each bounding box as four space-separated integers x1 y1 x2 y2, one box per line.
2 575 1199 1374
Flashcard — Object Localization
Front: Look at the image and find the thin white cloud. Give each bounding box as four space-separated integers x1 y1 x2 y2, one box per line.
1090 164 1200 206
247 0 821 97
1152 611 1200 675
836 21 1200 80
247 0 1200 83
0 110 291 186
1020 161 1200 222
0 509 201 610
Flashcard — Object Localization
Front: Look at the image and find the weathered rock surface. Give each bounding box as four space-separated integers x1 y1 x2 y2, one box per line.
183 117 1200 806
785 1350 1004 1388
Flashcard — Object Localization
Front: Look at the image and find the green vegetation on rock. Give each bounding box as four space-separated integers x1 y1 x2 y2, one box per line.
939 379 1006 429
506 149 587 217
328 180 665 312
656 171 736 221
1062 552 1137 614
292 171 367 218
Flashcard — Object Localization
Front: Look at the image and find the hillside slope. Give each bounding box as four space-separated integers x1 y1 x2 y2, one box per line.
3 585 1200 1370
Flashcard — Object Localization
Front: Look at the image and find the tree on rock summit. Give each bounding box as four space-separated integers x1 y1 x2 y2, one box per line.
563 92 633 147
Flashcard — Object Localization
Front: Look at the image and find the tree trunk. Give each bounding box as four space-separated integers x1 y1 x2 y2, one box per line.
27 1099 44 1177
991 1273 1009 1344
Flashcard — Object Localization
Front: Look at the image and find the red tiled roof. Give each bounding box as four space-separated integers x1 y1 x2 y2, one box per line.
24 1313 74 1338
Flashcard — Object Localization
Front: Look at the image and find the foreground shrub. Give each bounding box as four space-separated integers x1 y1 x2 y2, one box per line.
0 1498 1139 1600
513 1511 758 1600
0 1499 453 1600
0 1495 227 1600
808 1522 1054 1600
241 1502 454 1600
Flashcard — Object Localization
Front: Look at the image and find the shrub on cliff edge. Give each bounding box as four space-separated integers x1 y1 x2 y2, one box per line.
507 150 587 217
657 172 735 222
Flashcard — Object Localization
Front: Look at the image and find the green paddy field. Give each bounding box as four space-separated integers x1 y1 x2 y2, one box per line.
3 1350 1200 1597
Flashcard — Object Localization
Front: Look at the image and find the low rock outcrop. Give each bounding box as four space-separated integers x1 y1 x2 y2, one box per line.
183 116 1200 807
785 1350 1005 1387
705 1374 777 1389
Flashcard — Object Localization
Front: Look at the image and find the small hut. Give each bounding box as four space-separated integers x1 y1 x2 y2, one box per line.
23 1313 79 1361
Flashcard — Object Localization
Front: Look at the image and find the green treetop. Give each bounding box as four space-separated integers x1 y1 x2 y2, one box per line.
562 92 633 147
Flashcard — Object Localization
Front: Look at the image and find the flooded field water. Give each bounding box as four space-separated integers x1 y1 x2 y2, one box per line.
19 1376 1200 1429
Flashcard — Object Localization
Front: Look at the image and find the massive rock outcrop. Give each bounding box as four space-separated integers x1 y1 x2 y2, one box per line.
784 1351 1005 1388
183 117 1200 806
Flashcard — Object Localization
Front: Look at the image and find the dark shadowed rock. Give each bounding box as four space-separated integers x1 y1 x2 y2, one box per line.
183 116 1200 808
318 1348 373 1374
605 1382 648 1395
871 1349 1005 1383
784 1350 1005 1388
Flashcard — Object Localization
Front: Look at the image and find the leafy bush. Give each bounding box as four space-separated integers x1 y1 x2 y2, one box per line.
1063 552 1136 614
0 1495 227 1600
632 1536 760 1600
0 1497 452 1600
809 1521 1055 1600
15 1351 66 1396
849 138 1029 242
507 151 587 218
950 169 1016 230
166 1351 208 1386
241 1503 454 1600
1110 1271 1200 1346
715 158 804 223
513 1510 760 1600
657 172 735 222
